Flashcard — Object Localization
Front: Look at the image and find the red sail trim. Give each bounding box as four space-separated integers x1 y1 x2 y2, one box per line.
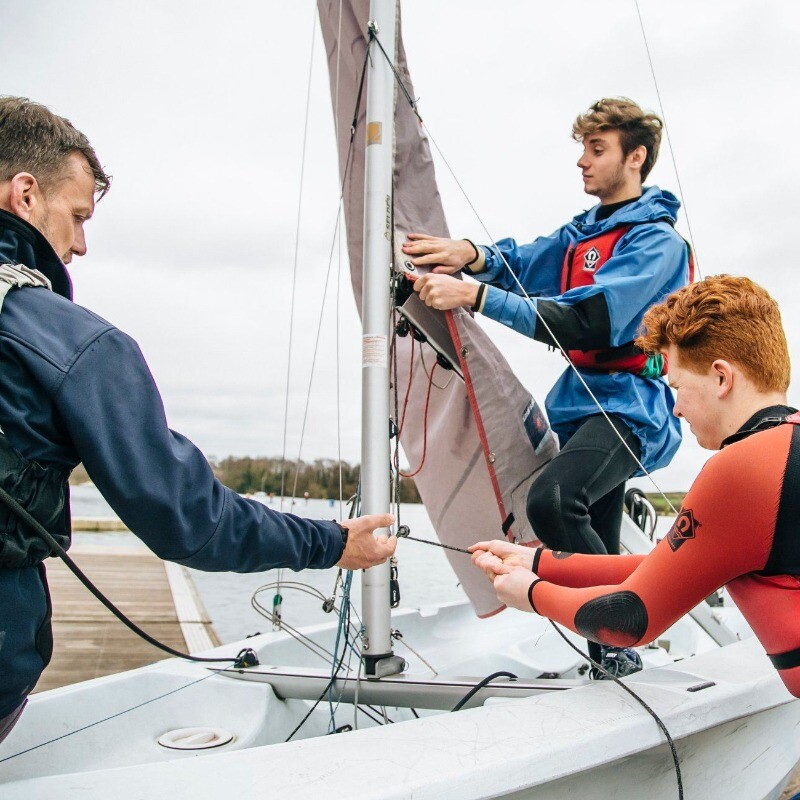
444 310 510 537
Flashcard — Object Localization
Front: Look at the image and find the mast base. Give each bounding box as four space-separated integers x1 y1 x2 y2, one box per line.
363 653 406 680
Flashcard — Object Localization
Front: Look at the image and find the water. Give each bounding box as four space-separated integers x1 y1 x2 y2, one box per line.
69 485 675 645
70 487 466 643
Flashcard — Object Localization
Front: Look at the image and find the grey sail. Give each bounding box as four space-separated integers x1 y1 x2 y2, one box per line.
317 0 557 615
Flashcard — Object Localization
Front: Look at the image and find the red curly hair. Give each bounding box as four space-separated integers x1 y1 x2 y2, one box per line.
636 275 790 392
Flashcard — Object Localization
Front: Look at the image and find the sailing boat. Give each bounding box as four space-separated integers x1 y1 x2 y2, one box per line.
2 2 800 798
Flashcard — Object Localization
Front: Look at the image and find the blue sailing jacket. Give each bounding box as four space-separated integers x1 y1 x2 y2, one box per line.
0 210 344 719
475 186 687 474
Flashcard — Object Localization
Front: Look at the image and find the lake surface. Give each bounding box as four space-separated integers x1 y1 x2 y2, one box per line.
70 484 675 644
70 485 466 643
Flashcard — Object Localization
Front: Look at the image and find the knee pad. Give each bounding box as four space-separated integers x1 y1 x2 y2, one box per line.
527 478 568 550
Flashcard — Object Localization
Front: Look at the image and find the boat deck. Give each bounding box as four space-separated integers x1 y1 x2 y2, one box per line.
34 546 219 693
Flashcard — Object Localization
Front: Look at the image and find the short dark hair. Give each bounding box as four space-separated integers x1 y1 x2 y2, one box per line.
0 96 111 198
572 98 663 182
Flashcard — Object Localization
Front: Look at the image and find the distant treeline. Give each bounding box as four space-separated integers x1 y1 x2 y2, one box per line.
644 492 686 515
210 456 421 503
68 457 422 503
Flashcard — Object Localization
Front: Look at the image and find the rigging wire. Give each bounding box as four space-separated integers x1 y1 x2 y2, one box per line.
287 38 370 502
275 4 320 628
634 0 701 279
367 26 679 516
335 0 345 522
367 28 683 799
279 3 319 514
0 658 239 766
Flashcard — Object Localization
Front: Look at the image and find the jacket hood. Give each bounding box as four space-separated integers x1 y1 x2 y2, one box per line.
0 209 72 300
571 186 681 236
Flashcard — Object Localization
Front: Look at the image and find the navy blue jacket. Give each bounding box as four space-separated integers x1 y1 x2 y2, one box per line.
0 210 344 719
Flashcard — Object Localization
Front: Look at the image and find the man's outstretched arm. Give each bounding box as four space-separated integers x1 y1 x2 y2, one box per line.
56 327 395 573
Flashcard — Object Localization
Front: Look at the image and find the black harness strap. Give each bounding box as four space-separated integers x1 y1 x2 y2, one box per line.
769 647 800 672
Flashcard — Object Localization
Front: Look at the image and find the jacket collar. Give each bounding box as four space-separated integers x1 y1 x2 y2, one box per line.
720 404 799 448
572 185 681 235
0 208 72 300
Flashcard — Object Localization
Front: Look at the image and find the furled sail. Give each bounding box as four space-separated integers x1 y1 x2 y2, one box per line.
318 0 558 615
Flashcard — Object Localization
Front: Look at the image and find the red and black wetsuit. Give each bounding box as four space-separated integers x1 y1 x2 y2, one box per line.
527 405 800 697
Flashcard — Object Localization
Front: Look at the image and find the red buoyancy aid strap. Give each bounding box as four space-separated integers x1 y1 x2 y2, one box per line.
786 412 800 425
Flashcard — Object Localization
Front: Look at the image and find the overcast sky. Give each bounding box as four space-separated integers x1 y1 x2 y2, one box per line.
2 1 798 491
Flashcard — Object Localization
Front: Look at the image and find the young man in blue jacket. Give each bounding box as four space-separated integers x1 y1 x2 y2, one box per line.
403 98 691 677
0 96 396 741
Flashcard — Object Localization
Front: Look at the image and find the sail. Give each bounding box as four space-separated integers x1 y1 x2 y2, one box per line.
318 0 557 615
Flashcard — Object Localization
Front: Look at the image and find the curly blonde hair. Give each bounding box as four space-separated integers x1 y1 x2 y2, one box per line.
572 98 663 182
636 275 790 392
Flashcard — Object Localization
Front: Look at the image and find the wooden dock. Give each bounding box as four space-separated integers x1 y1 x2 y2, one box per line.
34 546 220 693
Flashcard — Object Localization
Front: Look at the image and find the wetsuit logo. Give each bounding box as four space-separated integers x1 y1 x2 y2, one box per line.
583 246 600 272
666 509 700 551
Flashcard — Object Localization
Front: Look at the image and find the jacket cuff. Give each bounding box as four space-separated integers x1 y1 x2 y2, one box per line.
462 244 486 275
320 520 347 568
479 285 538 338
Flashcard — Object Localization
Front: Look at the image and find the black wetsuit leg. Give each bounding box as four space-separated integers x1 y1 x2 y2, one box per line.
526 414 641 555
526 414 641 667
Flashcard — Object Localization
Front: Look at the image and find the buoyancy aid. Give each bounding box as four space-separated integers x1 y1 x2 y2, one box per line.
559 222 695 376
0 264 71 569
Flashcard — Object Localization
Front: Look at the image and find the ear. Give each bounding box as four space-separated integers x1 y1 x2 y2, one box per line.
7 173 41 221
626 145 647 173
711 359 734 399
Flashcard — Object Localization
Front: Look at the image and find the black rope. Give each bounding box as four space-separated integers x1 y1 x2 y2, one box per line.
0 486 256 668
397 525 681 794
549 621 683 799
398 531 470 555
451 670 518 712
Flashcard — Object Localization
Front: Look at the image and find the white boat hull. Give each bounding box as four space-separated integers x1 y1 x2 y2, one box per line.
2 600 797 799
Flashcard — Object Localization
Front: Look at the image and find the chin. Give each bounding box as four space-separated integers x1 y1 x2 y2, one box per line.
697 435 722 451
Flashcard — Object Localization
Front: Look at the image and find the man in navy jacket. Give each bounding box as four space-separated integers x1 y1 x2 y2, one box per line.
0 96 396 739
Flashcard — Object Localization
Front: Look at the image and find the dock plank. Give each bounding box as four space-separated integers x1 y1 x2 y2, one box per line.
34 546 219 693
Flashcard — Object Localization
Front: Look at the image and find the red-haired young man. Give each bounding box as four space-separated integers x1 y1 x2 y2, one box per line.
470 276 800 698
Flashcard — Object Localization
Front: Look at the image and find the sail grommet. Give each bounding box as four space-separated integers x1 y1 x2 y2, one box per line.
460 346 470 358
488 453 496 464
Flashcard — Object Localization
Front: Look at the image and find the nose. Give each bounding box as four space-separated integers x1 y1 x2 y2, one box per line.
577 152 590 170
72 226 88 258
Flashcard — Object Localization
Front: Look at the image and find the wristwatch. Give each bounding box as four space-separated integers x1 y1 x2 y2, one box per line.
334 521 349 550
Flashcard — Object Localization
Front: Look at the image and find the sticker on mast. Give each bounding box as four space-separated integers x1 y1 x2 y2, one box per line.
362 335 388 368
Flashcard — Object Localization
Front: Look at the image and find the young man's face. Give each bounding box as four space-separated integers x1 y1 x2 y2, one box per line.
576 129 639 202
29 151 96 265
666 345 727 450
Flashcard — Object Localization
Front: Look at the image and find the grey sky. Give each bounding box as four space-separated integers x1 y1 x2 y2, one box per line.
2 1 798 491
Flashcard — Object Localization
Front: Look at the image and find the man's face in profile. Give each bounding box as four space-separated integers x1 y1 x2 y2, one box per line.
29 152 96 264
576 129 630 201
